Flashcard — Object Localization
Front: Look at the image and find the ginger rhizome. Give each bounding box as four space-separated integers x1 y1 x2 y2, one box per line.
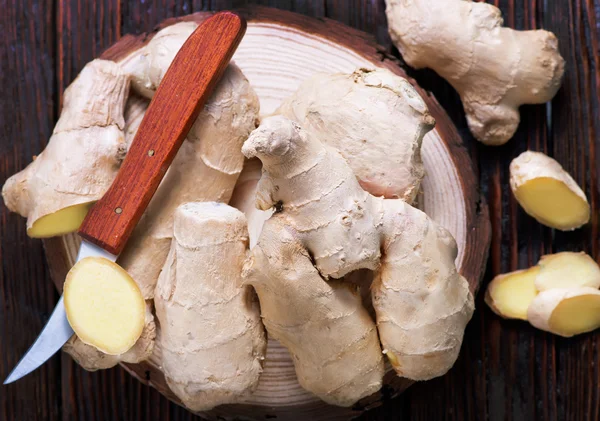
242 116 474 403
155 202 266 411
2 59 128 237
276 68 434 201
64 257 146 355
510 151 590 231
385 0 565 145
485 252 600 337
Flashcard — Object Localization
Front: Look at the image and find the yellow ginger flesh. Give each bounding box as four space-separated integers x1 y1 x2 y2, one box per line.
64 257 145 355
485 267 539 320
27 202 93 238
513 178 590 230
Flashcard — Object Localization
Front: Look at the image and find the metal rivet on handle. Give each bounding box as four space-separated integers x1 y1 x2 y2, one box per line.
115 207 123 214
148 149 155 157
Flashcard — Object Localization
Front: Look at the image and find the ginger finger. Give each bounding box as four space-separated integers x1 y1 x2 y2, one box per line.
276 68 434 201
2 60 128 237
155 202 266 411
385 0 565 145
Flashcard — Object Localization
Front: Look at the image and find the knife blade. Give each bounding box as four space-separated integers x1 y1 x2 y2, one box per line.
4 11 246 385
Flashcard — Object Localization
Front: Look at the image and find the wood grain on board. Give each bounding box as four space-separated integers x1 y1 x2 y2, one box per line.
1 1 599 420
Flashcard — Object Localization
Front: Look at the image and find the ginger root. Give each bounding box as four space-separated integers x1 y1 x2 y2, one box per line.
2 59 128 237
528 288 600 337
155 202 266 411
64 257 146 355
275 68 434 201
242 116 473 403
510 151 590 231
385 0 565 145
244 218 385 406
485 251 600 337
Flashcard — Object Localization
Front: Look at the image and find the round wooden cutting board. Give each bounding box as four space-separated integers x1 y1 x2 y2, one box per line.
42 6 491 421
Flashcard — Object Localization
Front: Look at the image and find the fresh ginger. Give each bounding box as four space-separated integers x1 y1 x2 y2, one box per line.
510 151 590 231
485 267 539 320
155 202 266 411
244 218 385 406
2 59 128 237
528 288 600 337
485 251 600 337
242 116 473 398
275 68 434 201
385 0 565 145
64 257 146 355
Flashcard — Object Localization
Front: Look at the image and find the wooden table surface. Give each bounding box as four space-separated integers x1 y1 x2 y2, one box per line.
1 1 599 420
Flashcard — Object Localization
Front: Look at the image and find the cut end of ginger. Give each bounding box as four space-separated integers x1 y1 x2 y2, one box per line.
510 151 590 231
536 252 600 291
27 202 93 238
64 257 145 355
513 177 590 230
485 266 539 320
528 287 600 337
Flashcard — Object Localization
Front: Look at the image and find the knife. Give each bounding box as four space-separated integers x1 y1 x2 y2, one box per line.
4 11 246 385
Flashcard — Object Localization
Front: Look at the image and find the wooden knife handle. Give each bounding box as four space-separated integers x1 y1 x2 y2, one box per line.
78 11 246 255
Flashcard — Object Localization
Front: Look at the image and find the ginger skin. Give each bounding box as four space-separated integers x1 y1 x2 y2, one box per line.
275 68 434 201
510 151 590 231
385 0 565 145
242 116 474 397
2 59 128 237
155 203 266 411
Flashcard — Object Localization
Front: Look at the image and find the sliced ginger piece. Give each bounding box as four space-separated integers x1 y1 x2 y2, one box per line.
27 202 93 238
510 151 590 231
64 257 145 355
527 287 600 337
485 266 540 320
536 252 600 291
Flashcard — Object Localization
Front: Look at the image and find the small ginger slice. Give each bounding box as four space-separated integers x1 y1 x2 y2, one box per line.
485 266 539 320
64 257 145 355
527 287 600 337
536 252 600 291
510 151 590 230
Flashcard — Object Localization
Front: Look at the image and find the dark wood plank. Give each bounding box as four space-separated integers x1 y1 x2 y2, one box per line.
0 0 61 420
